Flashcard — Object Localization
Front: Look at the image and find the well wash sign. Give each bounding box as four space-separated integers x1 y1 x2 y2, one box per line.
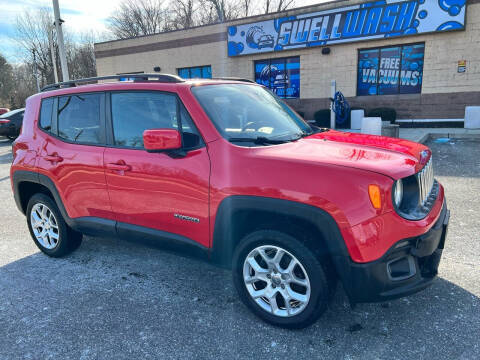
227 0 466 56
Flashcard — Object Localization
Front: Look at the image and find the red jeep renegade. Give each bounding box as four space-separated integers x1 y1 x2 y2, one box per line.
11 74 449 328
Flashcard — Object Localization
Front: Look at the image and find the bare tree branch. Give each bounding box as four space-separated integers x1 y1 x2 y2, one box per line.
263 0 295 14
13 7 99 102
171 0 197 29
199 0 240 23
108 0 170 38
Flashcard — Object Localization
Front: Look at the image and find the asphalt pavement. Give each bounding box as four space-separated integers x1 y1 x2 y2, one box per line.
0 136 479 359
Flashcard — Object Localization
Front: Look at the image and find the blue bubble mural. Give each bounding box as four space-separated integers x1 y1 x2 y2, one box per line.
438 0 466 16
436 21 464 31
228 41 244 56
228 26 237 36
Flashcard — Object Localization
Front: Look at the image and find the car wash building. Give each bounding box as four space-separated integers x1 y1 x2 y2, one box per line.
94 0 479 122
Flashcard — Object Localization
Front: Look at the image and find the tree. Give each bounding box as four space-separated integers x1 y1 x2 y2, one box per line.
241 0 254 17
108 0 171 38
171 0 197 29
107 0 299 39
199 0 240 23
13 7 99 106
0 53 15 107
264 0 296 14
66 32 97 79
15 8 57 86
10 64 38 108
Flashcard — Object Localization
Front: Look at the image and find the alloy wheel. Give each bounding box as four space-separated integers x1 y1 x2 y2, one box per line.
30 203 60 250
243 245 311 317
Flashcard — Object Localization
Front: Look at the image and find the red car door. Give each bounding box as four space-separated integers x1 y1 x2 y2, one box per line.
36 93 114 222
103 91 210 247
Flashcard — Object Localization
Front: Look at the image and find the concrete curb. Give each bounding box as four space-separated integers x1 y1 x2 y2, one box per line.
420 132 480 143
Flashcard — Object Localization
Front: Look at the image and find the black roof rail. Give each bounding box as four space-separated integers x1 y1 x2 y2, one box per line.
211 77 255 83
41 73 184 92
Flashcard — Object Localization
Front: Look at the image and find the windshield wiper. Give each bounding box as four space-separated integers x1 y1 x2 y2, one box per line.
228 136 292 145
310 125 330 133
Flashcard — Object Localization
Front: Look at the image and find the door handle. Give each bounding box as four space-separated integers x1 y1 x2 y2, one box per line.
44 154 63 163
106 162 131 171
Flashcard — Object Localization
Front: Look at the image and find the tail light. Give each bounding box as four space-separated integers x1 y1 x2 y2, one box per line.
0 119 10 124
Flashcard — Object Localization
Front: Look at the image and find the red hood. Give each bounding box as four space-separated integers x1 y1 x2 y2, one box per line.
256 130 430 179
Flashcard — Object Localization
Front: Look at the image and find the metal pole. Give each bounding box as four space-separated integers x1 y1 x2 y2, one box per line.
52 0 69 81
49 28 59 83
330 79 336 129
32 49 40 92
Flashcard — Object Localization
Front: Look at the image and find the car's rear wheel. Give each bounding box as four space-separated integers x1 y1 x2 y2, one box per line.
232 230 330 328
26 193 82 257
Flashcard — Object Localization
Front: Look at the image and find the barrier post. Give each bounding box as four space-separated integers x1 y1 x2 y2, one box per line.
330 80 336 129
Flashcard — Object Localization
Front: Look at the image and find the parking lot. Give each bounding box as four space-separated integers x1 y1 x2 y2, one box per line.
0 136 479 360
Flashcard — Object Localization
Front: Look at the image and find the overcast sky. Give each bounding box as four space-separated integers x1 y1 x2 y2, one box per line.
0 0 327 63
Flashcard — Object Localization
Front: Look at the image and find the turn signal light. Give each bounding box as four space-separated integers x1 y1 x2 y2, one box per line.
368 184 382 209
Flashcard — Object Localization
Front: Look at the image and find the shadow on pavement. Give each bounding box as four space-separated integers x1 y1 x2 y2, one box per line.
0 235 478 359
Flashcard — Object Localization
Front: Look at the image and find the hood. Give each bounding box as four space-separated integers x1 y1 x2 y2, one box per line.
256 130 430 179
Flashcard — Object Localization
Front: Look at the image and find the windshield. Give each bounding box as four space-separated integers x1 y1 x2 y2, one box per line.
192 84 312 144
0 109 24 119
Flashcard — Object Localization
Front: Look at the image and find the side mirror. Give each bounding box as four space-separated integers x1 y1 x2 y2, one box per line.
143 129 181 152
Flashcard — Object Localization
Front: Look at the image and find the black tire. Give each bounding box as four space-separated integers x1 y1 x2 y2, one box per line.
26 193 82 257
7 135 17 141
232 230 330 329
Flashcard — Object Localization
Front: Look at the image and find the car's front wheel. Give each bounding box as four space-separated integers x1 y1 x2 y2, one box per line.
232 230 330 328
26 193 82 257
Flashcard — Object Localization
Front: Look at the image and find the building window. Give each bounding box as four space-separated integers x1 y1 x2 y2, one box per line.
357 43 424 96
177 66 212 79
254 56 300 99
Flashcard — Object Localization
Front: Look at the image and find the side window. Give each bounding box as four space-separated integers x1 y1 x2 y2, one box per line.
57 93 102 144
111 92 178 148
179 103 203 149
39 98 54 131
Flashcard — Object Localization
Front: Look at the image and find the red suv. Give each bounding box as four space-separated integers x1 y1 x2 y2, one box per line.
11 74 449 328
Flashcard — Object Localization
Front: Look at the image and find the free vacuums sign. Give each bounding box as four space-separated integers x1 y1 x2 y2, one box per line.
227 0 466 57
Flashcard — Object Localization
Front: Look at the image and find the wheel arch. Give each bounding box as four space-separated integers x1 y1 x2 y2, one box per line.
210 196 350 269
12 170 71 226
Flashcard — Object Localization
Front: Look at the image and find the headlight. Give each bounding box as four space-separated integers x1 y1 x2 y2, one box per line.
393 179 403 207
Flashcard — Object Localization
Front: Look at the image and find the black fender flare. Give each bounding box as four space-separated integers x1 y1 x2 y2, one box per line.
210 195 350 266
13 170 70 221
210 195 362 300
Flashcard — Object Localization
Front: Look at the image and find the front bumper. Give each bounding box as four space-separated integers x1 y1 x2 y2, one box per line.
337 198 449 303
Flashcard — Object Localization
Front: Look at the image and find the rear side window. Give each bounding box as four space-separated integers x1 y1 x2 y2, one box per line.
39 98 54 131
57 94 102 144
111 92 202 149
